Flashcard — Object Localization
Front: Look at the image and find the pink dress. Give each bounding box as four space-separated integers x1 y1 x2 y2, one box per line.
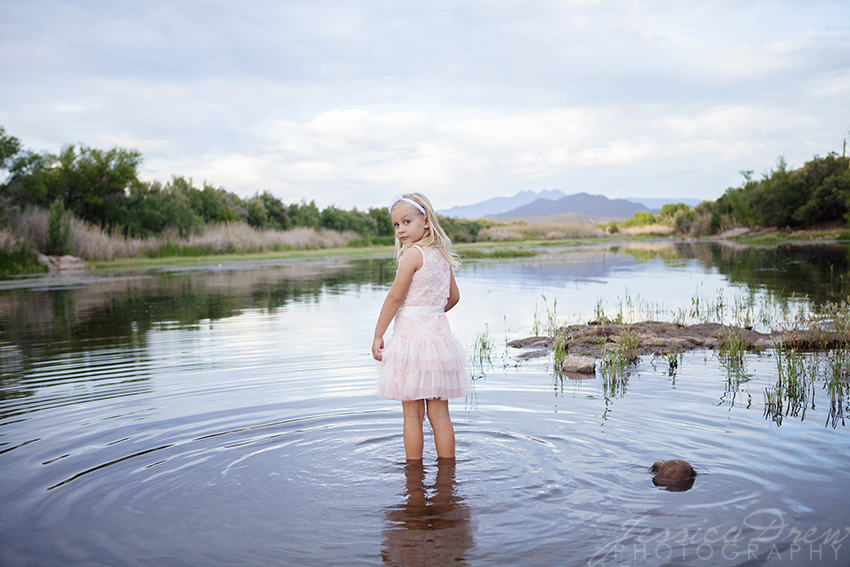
376 245 473 401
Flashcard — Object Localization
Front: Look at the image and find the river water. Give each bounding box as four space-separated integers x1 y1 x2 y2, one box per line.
1 240 849 566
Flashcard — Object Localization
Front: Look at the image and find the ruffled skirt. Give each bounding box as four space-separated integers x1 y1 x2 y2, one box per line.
376 315 473 401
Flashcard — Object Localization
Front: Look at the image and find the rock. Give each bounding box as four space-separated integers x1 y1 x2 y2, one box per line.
507 336 551 349
36 253 87 273
561 356 596 374
517 348 549 360
58 255 86 271
650 459 696 491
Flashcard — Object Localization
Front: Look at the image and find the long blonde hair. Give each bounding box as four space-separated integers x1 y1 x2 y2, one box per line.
389 192 459 269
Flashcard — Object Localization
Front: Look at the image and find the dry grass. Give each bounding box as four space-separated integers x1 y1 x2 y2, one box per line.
8 207 356 261
0 228 22 249
618 224 675 236
480 222 606 241
182 223 355 253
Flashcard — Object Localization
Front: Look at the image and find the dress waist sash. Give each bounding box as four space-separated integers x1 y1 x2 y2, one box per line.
398 305 444 317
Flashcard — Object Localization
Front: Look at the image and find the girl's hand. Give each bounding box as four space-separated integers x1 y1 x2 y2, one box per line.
372 336 384 361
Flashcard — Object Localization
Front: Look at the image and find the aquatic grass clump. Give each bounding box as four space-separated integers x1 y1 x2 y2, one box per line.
764 342 817 425
599 330 640 394
470 324 494 378
717 327 748 370
600 344 633 397
551 330 569 371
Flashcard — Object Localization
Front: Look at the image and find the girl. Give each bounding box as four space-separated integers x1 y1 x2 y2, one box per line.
371 193 473 461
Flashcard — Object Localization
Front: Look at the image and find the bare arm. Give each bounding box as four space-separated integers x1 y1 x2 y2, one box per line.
371 248 423 361
445 269 460 312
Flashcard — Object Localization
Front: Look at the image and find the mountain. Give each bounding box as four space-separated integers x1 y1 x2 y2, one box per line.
438 189 566 219
495 192 649 219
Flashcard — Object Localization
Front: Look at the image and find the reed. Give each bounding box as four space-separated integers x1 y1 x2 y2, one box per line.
765 342 817 425
600 344 632 396
470 324 494 378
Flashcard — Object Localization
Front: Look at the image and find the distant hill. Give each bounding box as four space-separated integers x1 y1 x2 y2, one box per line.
438 189 566 219
485 212 625 225
495 192 649 220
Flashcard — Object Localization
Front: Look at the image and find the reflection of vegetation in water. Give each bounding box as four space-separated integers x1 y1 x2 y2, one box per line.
0 258 398 381
615 241 850 306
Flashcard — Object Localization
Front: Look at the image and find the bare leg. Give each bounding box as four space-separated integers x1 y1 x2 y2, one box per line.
402 400 426 460
426 399 456 458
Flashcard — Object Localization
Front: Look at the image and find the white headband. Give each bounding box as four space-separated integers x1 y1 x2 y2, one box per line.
388 194 427 217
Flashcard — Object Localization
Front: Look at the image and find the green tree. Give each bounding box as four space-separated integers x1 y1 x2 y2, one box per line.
368 207 393 236
122 180 205 237
5 144 141 227
0 126 22 172
289 200 321 229
245 191 290 230
46 200 73 256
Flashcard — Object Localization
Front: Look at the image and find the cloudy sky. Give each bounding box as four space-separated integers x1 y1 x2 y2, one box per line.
1 0 848 210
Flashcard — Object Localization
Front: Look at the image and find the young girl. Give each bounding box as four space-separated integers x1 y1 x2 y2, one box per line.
371 193 473 461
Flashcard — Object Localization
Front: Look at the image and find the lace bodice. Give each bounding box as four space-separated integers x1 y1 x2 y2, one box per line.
401 245 450 309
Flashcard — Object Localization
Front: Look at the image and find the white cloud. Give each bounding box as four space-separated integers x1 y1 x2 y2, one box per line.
2 0 849 208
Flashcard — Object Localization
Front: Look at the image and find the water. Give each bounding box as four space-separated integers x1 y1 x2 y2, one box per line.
1 241 849 566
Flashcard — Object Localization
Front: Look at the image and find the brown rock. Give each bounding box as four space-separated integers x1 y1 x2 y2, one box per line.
561 356 596 374
650 459 696 491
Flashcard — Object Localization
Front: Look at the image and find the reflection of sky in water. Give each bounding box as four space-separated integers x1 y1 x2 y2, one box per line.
3 244 850 567
451 254 731 340
139 248 791 409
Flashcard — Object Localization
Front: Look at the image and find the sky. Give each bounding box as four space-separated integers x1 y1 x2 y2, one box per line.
1 0 848 211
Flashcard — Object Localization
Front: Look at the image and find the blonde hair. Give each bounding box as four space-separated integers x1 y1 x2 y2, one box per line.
389 192 459 269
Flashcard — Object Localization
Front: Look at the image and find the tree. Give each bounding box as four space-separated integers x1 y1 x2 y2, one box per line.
0 126 22 172
122 180 205 237
289 200 321 229
4 143 142 227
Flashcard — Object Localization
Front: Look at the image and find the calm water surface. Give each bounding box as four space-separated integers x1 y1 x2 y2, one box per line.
1 241 849 566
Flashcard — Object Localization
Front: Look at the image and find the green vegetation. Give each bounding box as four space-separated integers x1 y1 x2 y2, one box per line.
0 239 45 277
606 202 694 234
456 248 537 259
46 200 72 256
0 126 498 274
690 152 850 236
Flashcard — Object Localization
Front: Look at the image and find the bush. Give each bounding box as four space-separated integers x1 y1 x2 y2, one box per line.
621 210 656 228
0 229 46 276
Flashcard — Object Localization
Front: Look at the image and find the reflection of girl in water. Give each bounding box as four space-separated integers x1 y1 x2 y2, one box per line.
371 193 473 460
381 459 474 566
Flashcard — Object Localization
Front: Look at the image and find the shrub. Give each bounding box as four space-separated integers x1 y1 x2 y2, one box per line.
46 200 73 255
621 210 657 228
0 229 46 276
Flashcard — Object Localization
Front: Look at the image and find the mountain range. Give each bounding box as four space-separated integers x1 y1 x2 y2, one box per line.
437 190 703 220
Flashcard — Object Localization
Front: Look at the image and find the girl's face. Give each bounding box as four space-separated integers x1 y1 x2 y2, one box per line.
391 204 428 244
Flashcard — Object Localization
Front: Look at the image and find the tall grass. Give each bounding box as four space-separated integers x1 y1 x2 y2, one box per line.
8 207 356 262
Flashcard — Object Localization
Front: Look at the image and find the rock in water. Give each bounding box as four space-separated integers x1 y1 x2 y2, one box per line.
561 356 596 374
650 459 696 491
